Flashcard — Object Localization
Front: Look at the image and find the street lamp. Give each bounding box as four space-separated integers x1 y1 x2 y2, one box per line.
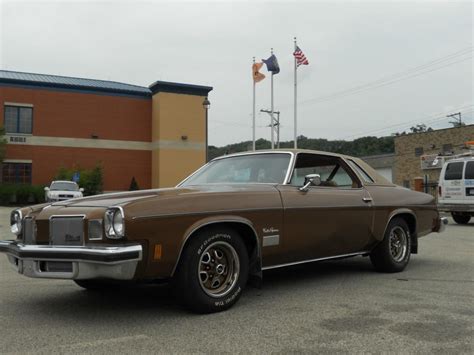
203 97 211 162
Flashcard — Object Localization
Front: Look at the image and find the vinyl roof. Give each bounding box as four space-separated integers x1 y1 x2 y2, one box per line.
0 70 212 98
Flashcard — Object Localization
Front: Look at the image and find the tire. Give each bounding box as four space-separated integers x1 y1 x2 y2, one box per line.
370 217 411 273
451 213 471 225
173 227 249 314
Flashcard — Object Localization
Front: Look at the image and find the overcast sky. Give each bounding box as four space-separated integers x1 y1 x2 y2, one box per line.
1 0 472 146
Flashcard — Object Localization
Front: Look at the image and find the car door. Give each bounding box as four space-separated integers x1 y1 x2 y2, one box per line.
276 153 374 265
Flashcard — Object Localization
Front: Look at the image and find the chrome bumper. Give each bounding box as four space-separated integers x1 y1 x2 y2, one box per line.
438 204 474 213
437 217 448 233
0 240 142 280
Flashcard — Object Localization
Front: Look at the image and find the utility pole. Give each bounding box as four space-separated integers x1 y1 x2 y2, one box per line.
447 112 463 127
260 109 280 148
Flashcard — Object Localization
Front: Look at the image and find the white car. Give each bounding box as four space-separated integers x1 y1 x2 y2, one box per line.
44 181 84 202
438 156 474 224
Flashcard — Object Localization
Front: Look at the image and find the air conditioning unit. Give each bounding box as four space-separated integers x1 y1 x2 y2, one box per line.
420 154 444 170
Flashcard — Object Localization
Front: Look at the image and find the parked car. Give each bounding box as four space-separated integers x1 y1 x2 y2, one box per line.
1 150 446 313
438 155 474 224
44 180 84 202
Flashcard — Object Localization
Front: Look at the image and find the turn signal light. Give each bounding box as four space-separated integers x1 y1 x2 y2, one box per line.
154 244 162 260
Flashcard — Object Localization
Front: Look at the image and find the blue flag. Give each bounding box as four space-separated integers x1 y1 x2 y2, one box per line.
262 54 280 74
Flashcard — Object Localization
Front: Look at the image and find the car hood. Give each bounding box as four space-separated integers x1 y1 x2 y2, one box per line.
49 184 278 208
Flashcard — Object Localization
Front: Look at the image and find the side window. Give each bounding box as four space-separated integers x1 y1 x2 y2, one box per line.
465 161 474 179
290 154 358 188
347 160 374 183
444 162 464 180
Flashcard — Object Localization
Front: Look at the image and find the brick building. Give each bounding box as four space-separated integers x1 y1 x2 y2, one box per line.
393 124 474 188
0 70 212 191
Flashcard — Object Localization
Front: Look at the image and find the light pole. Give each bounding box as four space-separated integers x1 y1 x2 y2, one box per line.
202 97 211 162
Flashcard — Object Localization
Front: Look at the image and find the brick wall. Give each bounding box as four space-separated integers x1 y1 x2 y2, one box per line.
394 125 474 188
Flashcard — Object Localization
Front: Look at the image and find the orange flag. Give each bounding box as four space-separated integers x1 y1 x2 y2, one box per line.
252 62 265 83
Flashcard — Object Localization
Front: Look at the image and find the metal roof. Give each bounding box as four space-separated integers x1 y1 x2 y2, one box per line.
0 70 151 97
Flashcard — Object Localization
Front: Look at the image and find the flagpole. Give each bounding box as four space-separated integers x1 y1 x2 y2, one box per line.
270 48 275 149
252 57 256 151
294 37 298 149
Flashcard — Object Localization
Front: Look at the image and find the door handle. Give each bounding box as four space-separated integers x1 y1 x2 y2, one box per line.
362 197 373 203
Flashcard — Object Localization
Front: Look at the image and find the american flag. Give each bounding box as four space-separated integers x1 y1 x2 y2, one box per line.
293 46 309 67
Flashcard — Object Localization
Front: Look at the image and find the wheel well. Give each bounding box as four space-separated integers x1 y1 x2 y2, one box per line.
174 221 260 276
392 213 417 254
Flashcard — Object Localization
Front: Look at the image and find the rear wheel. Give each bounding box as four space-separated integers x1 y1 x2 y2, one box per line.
451 212 471 225
173 227 249 313
370 218 411 273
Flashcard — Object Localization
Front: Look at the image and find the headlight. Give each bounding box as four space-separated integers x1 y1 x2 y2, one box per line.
10 210 22 235
104 207 125 239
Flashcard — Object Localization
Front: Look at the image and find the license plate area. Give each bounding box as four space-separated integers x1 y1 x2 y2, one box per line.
49 216 85 246
39 261 73 273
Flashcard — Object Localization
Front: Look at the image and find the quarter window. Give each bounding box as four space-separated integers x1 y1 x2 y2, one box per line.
444 162 464 180
465 161 474 179
347 160 374 183
1 163 32 184
4 106 33 134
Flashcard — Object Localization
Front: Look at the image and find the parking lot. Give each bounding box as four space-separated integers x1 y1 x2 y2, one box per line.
0 206 472 354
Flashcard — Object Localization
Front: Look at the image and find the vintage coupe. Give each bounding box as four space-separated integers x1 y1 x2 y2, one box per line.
1 150 447 313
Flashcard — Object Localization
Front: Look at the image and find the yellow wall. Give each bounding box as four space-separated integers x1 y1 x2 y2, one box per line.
151 92 207 187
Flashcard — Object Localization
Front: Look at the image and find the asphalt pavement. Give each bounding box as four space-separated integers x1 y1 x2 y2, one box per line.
0 207 472 354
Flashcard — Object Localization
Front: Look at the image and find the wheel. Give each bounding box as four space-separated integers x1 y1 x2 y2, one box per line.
370 217 411 273
74 279 121 291
451 212 471 225
173 227 249 314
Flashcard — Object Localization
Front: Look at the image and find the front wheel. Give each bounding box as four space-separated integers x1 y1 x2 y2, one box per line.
370 217 411 273
451 212 471 225
173 227 249 313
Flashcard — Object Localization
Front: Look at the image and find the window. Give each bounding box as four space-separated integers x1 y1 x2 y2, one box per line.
181 153 291 186
1 163 32 184
290 154 358 188
403 180 410 188
414 147 424 157
4 106 33 134
465 161 474 179
444 162 464 180
347 160 375 183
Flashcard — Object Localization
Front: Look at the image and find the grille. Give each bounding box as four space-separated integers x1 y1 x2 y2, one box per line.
22 217 36 244
49 216 84 246
59 194 74 198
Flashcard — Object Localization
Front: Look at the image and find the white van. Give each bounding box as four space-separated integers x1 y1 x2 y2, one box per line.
438 156 474 224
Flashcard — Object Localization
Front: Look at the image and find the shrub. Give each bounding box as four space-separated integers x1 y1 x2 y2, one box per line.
0 184 46 206
54 163 103 196
129 177 140 191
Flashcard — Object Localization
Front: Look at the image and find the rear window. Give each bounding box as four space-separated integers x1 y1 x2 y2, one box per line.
444 162 464 180
465 161 474 179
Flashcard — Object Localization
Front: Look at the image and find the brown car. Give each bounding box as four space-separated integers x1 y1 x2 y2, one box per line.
1 150 447 313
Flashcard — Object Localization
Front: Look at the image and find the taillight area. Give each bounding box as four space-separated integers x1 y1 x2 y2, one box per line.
438 186 442 197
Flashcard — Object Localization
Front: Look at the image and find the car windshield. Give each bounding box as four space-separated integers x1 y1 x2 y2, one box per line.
181 153 291 186
50 182 79 191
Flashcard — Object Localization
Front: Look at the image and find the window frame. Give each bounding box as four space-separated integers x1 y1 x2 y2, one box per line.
289 153 362 189
3 105 33 135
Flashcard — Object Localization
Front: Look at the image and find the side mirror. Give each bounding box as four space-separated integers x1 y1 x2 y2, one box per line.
44 187 50 191
79 188 84 192
299 174 321 192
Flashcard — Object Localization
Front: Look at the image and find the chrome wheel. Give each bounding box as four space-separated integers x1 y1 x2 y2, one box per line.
198 241 240 298
389 226 408 262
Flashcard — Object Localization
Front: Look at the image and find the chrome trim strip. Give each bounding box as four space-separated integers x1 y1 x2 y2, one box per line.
262 251 369 271
132 207 282 220
262 235 280 247
170 219 260 276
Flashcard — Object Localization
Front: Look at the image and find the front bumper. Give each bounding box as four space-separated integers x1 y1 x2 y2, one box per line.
0 240 142 280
